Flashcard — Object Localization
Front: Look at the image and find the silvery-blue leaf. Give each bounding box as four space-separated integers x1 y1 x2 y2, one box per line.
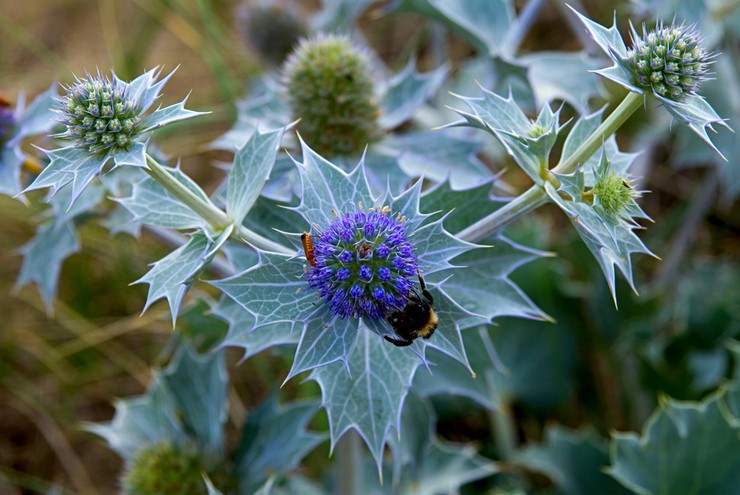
235 395 324 493
658 93 731 160
139 96 207 133
608 387 740 495
119 166 209 230
260 155 300 202
0 147 24 196
158 345 228 455
392 0 516 57
358 151 409 197
134 231 214 325
432 237 550 323
515 427 630 495
101 203 142 237
292 140 374 225
85 377 184 460
210 253 319 328
16 221 79 311
24 147 94 198
378 61 448 130
13 83 57 140
545 181 655 303
212 296 298 361
226 125 288 226
420 178 504 234
286 310 360 380
47 180 106 229
111 140 147 169
86 343 227 460
310 331 419 470
312 0 375 31
521 51 604 114
382 130 492 189
210 77 288 151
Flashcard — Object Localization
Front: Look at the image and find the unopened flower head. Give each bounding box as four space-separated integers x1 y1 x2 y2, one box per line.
592 171 640 218
60 72 142 156
627 22 712 102
283 34 380 157
307 207 418 320
0 99 16 148
122 442 229 495
243 1 307 65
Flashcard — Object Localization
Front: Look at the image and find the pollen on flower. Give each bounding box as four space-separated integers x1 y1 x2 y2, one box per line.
306 207 418 320
60 71 142 156
628 21 712 102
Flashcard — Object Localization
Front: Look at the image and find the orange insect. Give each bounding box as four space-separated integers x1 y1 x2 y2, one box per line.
301 231 316 267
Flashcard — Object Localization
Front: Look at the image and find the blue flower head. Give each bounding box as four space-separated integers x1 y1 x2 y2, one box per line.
307 207 418 320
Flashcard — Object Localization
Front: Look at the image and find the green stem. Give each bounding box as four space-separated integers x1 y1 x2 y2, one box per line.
144 154 293 255
456 91 645 242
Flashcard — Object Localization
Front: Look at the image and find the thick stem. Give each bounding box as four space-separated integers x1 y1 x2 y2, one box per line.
456 92 645 242
144 154 293 256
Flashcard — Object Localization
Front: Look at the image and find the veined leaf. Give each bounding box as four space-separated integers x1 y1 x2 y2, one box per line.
134 231 215 325
608 388 740 495
310 331 420 469
226 126 286 227
515 427 630 495
378 61 448 130
16 220 79 311
234 395 324 493
119 166 210 230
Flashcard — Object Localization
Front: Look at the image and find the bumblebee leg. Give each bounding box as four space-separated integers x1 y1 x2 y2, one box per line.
384 335 413 347
417 273 433 304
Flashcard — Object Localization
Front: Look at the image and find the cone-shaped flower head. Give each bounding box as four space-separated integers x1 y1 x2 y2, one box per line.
60 71 143 156
0 99 16 149
283 34 380 157
627 22 711 102
592 169 641 219
122 442 228 495
308 208 418 320
243 2 307 65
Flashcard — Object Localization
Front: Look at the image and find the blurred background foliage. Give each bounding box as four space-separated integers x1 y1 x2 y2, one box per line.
0 0 738 493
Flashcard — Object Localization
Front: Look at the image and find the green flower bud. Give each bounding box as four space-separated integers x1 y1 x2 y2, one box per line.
121 442 230 495
60 72 141 156
628 23 712 102
283 34 380 157
592 171 640 218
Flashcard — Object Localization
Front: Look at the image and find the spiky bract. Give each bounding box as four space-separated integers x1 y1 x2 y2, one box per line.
307 208 418 320
60 71 141 156
627 22 712 102
283 34 380 157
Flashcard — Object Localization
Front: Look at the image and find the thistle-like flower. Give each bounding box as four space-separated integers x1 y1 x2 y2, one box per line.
570 8 729 158
25 68 202 206
283 34 380 157
307 208 417 320
60 72 142 155
627 23 711 102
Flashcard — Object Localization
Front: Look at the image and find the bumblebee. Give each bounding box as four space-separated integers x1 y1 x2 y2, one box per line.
384 273 438 347
301 231 317 267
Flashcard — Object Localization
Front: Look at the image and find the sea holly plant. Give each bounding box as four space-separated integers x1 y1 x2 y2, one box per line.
212 139 485 466
444 7 730 300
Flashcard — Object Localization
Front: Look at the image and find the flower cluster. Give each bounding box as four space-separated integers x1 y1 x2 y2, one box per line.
60 72 142 155
283 34 380 157
307 208 418 320
627 23 711 102
0 99 16 148
243 1 307 65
